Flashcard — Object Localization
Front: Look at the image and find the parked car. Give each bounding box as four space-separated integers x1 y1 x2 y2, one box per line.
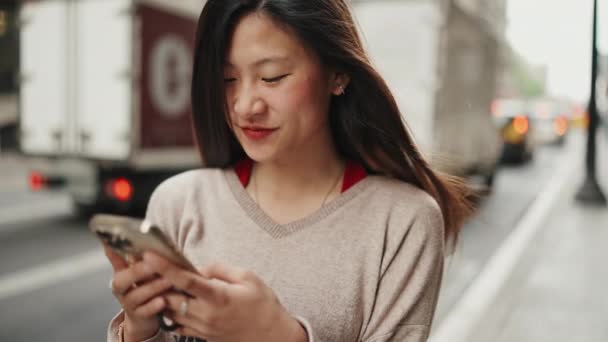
492 98 535 164
529 98 570 146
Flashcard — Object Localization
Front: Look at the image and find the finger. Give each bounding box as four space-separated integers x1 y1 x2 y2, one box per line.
103 245 128 272
122 277 173 310
143 252 220 299
175 326 213 341
199 262 250 284
163 293 213 322
113 261 157 296
160 297 216 340
132 296 166 319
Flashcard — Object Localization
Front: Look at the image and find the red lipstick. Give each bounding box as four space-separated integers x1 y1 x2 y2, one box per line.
241 126 277 141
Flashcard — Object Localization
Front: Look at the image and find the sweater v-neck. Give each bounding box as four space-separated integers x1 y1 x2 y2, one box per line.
223 165 372 238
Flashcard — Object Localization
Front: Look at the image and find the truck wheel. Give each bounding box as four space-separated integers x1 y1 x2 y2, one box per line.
0 125 18 152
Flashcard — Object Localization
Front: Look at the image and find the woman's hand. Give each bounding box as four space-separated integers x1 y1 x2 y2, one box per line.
142 252 308 342
104 246 173 342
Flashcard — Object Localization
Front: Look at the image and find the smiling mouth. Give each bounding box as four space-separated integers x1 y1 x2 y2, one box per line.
241 127 278 140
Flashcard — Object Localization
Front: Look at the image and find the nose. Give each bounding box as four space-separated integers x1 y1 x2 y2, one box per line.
232 85 267 120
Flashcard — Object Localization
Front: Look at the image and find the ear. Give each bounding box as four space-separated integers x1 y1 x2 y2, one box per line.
330 71 351 96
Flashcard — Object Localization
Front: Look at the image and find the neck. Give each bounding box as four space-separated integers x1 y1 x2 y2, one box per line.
252 137 344 202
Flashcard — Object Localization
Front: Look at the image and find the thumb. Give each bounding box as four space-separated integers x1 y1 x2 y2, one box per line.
103 245 129 272
199 263 250 284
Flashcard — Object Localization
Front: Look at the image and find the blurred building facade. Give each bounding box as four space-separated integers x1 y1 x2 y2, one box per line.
454 0 507 37
433 0 507 169
351 0 508 179
351 0 509 116
496 46 547 99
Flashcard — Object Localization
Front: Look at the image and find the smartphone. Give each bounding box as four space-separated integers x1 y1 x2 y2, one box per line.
89 213 197 273
91 214 198 332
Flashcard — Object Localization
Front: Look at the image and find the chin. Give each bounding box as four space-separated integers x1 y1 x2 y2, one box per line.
241 145 278 163
236 134 283 163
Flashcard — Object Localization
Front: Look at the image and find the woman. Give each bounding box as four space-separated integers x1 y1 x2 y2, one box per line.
105 0 472 341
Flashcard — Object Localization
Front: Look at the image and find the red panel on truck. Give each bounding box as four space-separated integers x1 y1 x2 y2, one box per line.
138 4 196 149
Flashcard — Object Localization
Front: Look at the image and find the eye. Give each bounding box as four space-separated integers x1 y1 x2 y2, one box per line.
224 77 237 84
262 74 290 84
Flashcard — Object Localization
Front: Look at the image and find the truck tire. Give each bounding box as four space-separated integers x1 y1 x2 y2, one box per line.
0 125 18 152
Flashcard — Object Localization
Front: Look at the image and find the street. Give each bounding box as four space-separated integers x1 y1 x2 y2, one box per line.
0 135 578 341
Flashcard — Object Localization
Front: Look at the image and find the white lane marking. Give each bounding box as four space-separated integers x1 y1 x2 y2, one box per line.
429 136 582 342
0 197 73 230
0 250 108 301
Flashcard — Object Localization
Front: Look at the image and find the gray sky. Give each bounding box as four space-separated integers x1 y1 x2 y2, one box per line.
506 0 608 103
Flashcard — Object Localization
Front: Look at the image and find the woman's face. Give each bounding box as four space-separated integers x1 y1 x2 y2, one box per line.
224 13 342 163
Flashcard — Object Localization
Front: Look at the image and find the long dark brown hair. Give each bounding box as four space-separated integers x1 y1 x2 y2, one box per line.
190 0 474 247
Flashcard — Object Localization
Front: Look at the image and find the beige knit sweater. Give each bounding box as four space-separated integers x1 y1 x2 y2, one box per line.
107 167 445 342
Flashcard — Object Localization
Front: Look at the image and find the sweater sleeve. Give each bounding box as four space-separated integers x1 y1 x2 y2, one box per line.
361 198 445 342
107 311 172 342
143 174 189 244
294 315 321 342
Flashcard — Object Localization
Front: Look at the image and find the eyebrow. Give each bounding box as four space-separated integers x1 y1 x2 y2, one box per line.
225 56 290 68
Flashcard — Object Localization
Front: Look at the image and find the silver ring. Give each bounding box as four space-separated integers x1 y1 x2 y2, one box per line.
178 299 189 316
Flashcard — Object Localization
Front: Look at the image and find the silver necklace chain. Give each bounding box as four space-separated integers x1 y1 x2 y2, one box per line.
253 165 344 210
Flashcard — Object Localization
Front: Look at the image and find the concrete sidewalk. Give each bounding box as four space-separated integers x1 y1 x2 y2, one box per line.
494 134 608 341
429 130 607 342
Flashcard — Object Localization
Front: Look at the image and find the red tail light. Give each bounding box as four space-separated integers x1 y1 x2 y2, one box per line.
106 178 133 202
513 115 529 135
29 172 46 191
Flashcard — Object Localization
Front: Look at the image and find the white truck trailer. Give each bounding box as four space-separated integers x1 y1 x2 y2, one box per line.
352 0 502 188
19 0 203 213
